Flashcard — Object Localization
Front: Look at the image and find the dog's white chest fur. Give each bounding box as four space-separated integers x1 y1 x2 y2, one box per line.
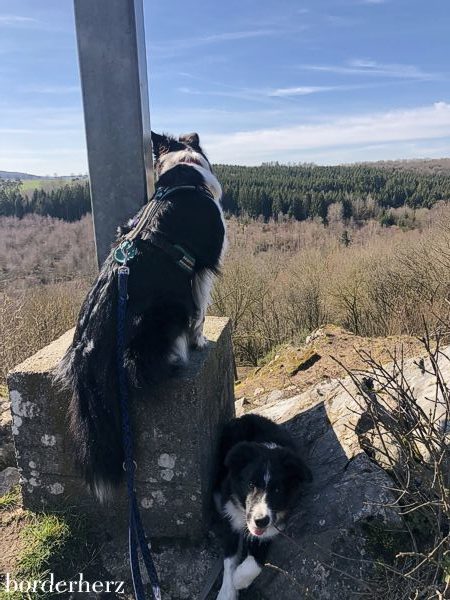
223 498 246 533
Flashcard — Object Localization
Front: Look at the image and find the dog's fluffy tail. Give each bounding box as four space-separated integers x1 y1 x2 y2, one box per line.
54 257 124 502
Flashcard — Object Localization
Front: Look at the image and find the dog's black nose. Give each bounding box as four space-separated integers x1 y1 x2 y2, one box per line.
255 516 270 528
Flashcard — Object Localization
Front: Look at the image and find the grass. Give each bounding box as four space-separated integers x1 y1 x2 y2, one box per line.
19 177 85 194
0 482 92 599
17 514 72 581
0 486 21 511
0 508 91 600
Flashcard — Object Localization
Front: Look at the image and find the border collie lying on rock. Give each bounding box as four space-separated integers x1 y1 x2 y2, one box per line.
56 131 226 501
215 414 312 600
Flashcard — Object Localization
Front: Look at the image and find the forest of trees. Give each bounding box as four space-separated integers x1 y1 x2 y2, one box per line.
0 179 91 222
216 163 450 222
2 162 450 224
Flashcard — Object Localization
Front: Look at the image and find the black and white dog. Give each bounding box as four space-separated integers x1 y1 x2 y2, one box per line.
215 414 312 599
56 131 226 501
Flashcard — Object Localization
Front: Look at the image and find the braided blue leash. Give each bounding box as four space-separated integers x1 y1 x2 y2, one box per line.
117 262 162 600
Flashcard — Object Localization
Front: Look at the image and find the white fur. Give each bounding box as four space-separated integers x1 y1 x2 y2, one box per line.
190 270 215 348
247 491 279 539
217 556 238 600
264 465 271 486
82 339 94 356
159 147 222 203
224 498 246 532
159 149 210 174
262 442 280 450
233 556 262 590
167 332 189 366
248 492 271 523
93 479 114 504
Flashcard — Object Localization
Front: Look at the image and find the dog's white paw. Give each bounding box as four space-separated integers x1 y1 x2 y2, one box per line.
217 557 239 600
192 334 208 350
233 556 261 590
216 581 238 600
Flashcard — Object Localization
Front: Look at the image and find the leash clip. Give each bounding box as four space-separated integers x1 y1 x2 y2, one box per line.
114 240 138 265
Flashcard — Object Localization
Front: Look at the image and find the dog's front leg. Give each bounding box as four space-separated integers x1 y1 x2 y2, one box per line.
190 270 214 349
216 530 240 600
232 539 270 591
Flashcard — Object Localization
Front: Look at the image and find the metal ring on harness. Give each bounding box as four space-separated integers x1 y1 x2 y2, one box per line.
123 460 138 472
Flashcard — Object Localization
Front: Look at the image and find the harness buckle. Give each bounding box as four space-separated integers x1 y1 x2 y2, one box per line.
173 245 196 274
114 240 138 265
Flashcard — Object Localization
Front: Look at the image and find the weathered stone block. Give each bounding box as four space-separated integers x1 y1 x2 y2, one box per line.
7 316 235 540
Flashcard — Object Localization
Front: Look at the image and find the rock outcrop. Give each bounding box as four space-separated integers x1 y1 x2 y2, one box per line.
236 377 401 599
2 326 447 599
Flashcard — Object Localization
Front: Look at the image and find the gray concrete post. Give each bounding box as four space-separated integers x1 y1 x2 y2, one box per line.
74 0 154 267
7 317 235 540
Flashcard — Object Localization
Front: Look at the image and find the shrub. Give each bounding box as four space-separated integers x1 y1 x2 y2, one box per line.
342 323 450 598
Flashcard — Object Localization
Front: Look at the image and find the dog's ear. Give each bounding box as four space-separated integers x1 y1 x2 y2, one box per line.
225 442 258 474
151 131 170 158
281 451 312 484
179 132 201 150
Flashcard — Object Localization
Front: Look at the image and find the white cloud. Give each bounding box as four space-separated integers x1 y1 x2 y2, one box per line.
203 102 450 164
0 15 39 26
301 60 438 80
152 28 282 58
3 102 450 173
194 30 277 43
179 82 381 101
270 86 336 97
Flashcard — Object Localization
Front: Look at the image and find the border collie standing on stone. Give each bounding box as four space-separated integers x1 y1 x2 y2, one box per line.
56 131 226 502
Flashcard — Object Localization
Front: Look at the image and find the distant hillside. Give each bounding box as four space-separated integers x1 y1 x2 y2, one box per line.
358 158 450 175
0 170 43 180
2 158 450 223
3 158 450 182
0 170 87 182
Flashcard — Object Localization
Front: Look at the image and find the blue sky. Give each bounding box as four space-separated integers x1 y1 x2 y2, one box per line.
0 0 449 174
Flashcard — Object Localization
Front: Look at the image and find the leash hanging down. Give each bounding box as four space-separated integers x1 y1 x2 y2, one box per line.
114 184 203 599
117 261 162 600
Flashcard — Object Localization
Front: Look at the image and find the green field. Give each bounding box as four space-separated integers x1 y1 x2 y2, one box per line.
20 177 86 193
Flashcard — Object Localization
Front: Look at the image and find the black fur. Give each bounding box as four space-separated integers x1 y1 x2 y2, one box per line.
215 415 312 596
55 132 225 498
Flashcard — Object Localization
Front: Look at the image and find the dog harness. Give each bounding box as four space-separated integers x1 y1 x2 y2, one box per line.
114 184 214 273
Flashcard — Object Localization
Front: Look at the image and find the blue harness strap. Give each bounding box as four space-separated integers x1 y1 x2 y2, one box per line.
117 264 161 600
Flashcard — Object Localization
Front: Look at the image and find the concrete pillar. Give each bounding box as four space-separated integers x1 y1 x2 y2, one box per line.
7 317 235 540
74 0 154 267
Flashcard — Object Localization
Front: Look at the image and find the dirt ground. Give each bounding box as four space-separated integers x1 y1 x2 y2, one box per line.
0 508 27 574
235 324 425 409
